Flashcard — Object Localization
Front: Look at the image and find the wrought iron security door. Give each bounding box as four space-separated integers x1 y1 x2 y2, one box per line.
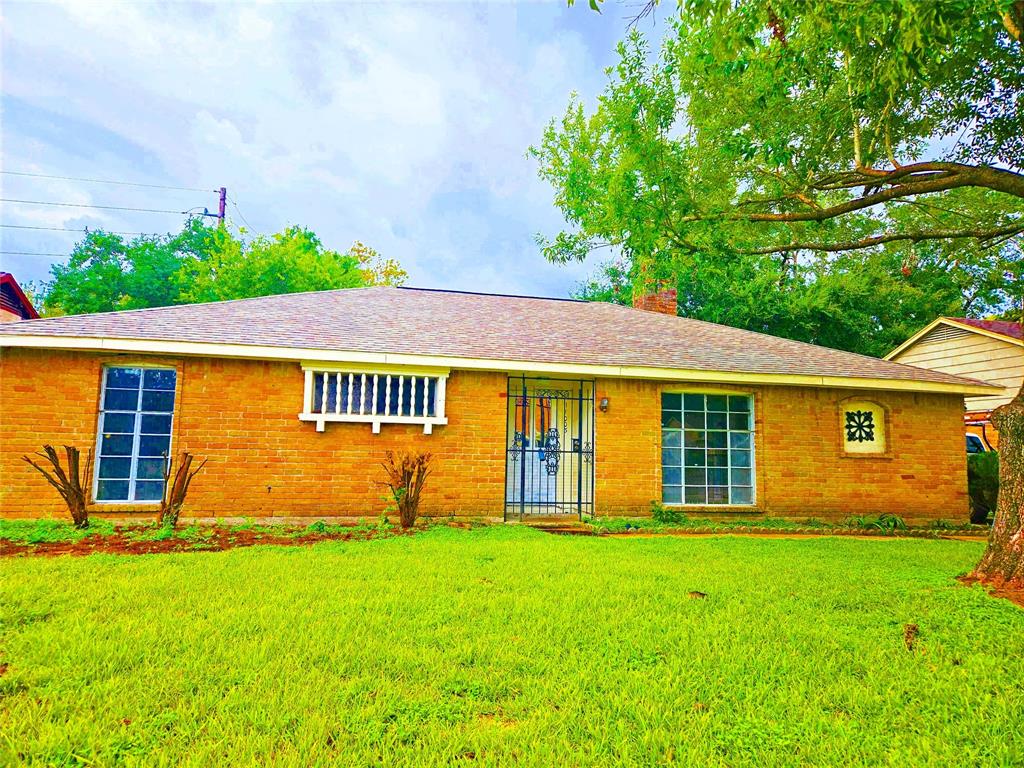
505 377 595 520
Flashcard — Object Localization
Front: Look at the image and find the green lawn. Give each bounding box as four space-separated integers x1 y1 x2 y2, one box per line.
2 528 1022 766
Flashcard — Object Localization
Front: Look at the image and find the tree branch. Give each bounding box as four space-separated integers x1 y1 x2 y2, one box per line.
742 221 1024 255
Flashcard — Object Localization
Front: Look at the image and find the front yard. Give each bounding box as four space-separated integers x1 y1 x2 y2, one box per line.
2 527 1023 766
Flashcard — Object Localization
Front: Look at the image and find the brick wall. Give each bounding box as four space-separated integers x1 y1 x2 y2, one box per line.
593 378 969 523
0 349 507 520
0 349 968 523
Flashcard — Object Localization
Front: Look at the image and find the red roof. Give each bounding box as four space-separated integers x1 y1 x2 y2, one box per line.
950 317 1023 341
0 272 39 320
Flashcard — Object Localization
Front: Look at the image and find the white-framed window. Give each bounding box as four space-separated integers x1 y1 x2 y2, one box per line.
94 366 177 503
661 392 755 506
298 367 448 434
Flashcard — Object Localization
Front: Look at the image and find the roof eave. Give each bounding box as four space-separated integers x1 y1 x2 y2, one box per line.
886 317 1024 360
0 333 999 396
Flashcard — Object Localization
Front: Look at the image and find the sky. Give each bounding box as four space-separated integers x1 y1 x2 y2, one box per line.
0 1 661 299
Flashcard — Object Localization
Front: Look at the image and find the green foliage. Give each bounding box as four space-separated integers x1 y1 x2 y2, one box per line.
968 452 1000 524
845 513 909 533
648 500 689 525
3 528 1023 764
39 221 405 315
0 518 115 544
533 6 1024 356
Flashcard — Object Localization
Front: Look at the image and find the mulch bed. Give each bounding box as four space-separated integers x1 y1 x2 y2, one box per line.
0 527 413 558
542 526 989 540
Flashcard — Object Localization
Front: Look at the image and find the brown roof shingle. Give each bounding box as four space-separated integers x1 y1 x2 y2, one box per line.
0 287 994 390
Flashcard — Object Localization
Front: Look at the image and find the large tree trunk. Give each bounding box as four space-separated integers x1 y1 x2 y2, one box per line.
971 385 1024 588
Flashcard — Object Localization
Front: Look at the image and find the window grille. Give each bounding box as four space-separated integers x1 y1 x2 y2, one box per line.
299 368 448 434
94 366 176 503
661 392 755 506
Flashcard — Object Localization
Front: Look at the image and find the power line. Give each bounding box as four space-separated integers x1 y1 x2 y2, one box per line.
0 223 158 236
227 194 257 232
0 250 68 258
0 198 195 215
0 170 216 194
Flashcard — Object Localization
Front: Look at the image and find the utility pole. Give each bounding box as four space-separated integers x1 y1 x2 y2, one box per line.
217 187 227 228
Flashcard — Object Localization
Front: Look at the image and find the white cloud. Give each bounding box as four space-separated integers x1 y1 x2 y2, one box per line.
1 1 622 294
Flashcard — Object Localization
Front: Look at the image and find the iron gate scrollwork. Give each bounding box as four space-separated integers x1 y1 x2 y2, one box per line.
505 377 595 520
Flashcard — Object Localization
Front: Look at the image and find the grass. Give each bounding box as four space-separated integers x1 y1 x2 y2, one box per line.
2 528 1022 766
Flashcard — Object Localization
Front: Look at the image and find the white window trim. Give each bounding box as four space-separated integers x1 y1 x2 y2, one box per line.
93 364 177 505
298 365 449 434
660 390 757 508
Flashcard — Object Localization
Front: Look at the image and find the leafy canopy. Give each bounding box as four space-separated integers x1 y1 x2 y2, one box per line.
533 1 1023 355
42 220 406 316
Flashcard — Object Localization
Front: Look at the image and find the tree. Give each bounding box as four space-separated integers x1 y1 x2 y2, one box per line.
536 3 1024 587
41 221 406 315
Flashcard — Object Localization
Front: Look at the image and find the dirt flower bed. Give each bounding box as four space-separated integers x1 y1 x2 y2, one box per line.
0 520 417 558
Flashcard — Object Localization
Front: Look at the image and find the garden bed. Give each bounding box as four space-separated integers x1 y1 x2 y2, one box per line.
0 519 413 557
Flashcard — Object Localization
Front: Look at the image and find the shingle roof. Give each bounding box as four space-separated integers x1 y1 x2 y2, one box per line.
0 286 994 390
950 317 1023 341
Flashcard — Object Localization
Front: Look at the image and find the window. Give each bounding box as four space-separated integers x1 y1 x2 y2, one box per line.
661 392 754 505
841 400 886 454
95 366 176 503
299 368 448 434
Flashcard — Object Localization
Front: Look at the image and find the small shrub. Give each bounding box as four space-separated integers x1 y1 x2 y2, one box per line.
967 452 998 525
158 452 208 529
22 445 93 529
650 500 688 525
845 514 907 533
379 452 432 529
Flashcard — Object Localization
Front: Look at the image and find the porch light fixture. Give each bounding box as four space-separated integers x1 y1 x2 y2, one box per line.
599 397 610 412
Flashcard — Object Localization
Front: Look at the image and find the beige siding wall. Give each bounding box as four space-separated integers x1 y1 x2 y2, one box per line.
892 331 1022 412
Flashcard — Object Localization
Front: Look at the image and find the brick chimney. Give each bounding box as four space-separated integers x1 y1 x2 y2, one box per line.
632 283 678 316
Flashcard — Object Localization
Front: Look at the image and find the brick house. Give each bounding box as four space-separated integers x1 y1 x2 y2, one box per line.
0 287 997 524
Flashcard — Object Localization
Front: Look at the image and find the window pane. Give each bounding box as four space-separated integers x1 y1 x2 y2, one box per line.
102 412 136 434
98 457 131 479
731 449 751 468
730 432 751 449
662 448 681 466
684 430 705 448
706 395 728 412
707 412 728 430
707 449 728 467
731 486 753 505
685 486 707 504
661 393 682 412
706 431 727 449
662 410 682 428
707 487 730 504
728 395 750 412
134 481 165 501
684 467 705 485
426 378 437 417
106 368 141 389
143 369 177 391
663 466 681 485
139 435 171 457
141 390 175 413
729 412 750 431
731 468 752 486
662 430 681 449
684 448 705 466
683 394 704 411
683 412 705 429
662 485 682 504
104 388 139 411
140 414 172 434
136 457 167 480
708 467 729 486
97 480 130 501
101 434 134 456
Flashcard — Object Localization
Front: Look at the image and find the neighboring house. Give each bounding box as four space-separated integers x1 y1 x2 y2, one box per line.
0 287 997 524
886 317 1023 449
0 272 39 322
